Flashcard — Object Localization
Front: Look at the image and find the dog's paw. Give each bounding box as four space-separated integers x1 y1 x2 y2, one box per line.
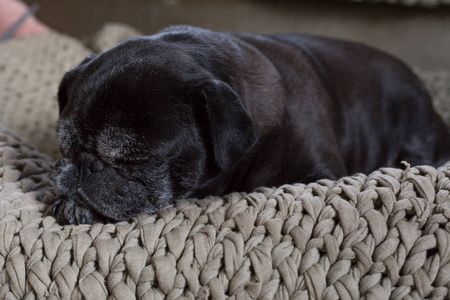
48 197 112 225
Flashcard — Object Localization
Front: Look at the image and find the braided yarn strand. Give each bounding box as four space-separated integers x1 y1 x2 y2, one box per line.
1 125 450 299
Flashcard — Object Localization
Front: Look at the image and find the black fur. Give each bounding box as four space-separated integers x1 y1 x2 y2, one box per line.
52 26 450 224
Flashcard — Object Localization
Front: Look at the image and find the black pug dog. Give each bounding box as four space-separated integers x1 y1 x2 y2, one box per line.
51 25 450 225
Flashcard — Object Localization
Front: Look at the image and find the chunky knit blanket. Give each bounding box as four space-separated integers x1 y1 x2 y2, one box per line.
2 125 450 299
2 24 450 299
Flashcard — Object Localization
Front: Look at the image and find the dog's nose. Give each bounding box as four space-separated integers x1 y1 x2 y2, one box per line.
80 152 105 175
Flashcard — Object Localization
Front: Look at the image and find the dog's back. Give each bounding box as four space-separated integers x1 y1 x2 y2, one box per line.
227 31 450 177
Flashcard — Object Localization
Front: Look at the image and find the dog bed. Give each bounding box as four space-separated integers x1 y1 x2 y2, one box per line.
2 125 450 299
1 24 450 299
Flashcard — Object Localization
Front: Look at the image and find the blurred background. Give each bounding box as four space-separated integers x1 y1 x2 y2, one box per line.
23 0 450 70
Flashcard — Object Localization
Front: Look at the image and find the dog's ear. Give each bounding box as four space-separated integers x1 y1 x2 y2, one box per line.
193 80 259 171
57 55 98 114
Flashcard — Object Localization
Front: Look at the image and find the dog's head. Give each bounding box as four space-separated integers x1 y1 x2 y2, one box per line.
54 37 258 224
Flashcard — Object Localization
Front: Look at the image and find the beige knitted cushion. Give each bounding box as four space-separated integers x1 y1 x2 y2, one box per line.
88 22 144 54
0 32 91 158
416 69 450 124
1 124 450 299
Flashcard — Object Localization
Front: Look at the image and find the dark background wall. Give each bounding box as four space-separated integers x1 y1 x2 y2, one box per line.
25 0 450 70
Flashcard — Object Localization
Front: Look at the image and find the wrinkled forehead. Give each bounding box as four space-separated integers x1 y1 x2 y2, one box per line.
95 126 149 160
56 112 188 160
56 119 148 159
